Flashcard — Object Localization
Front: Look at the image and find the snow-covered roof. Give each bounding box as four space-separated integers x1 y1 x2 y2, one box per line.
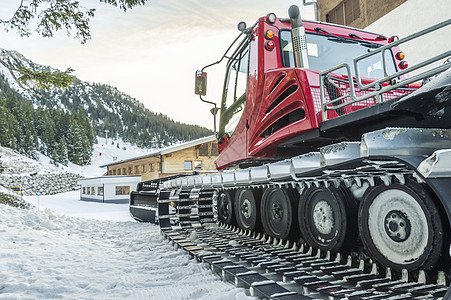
99 135 216 167
77 175 142 185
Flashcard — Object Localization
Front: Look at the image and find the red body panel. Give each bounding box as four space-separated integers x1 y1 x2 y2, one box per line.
214 17 402 170
247 68 314 157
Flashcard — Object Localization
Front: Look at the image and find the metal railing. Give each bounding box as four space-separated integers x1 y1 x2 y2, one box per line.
320 18 451 121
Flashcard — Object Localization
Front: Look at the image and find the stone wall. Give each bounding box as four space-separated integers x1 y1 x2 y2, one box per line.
0 173 82 196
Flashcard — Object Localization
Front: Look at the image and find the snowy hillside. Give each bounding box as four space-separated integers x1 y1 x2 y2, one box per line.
0 136 148 179
0 47 212 151
0 146 64 176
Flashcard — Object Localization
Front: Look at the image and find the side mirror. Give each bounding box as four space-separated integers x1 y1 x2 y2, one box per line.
195 70 207 96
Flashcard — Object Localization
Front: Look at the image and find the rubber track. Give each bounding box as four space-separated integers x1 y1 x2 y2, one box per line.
161 224 448 299
158 157 451 298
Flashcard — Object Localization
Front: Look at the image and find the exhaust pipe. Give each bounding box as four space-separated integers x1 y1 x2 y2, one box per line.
288 5 309 68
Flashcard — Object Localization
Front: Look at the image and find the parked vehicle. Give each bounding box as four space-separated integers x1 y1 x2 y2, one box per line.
135 5 451 296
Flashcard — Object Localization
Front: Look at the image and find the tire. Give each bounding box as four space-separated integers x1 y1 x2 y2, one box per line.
235 188 260 231
261 187 298 240
358 181 445 271
217 190 235 225
298 186 358 252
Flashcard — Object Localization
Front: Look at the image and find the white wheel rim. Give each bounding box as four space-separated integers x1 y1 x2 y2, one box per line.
241 198 252 219
367 189 429 265
313 200 334 235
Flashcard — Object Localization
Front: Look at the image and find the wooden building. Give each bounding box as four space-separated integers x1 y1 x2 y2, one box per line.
317 0 408 29
100 135 218 182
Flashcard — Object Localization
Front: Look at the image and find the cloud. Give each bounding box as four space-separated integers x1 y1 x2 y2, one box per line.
97 0 315 33
0 0 316 128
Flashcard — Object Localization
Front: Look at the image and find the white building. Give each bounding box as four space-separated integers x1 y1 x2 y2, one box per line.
77 176 142 203
364 0 451 70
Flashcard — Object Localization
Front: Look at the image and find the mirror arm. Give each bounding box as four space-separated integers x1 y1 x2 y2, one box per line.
201 32 245 72
199 96 219 133
197 22 256 135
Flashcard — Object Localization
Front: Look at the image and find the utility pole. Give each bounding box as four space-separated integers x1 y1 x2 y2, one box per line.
104 129 110 144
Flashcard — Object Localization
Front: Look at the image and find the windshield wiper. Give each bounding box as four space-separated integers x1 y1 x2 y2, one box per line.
315 26 380 48
314 27 331 34
316 27 359 44
349 33 381 48
349 33 363 39
327 37 358 44
360 42 381 49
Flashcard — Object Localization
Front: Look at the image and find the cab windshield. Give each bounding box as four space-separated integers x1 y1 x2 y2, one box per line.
280 31 397 79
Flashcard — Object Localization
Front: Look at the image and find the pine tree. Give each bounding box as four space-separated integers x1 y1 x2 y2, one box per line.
51 148 59 166
81 134 92 165
67 120 84 165
0 106 17 147
57 137 69 166
22 129 36 158
41 115 56 156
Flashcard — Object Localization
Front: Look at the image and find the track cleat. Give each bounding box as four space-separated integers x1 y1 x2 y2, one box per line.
417 270 426 284
437 270 446 286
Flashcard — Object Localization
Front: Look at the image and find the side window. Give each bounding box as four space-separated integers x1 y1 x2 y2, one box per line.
115 186 130 195
220 41 250 138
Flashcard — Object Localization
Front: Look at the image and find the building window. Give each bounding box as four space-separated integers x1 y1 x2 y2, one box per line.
211 142 219 156
194 161 202 170
98 186 104 196
326 0 360 26
113 169 116 175
150 163 155 172
123 168 126 175
83 187 86 194
142 165 146 173
327 2 344 25
108 170 112 175
344 0 360 25
128 167 132 175
91 187 95 194
115 186 130 195
135 165 139 174
198 144 209 156
86 187 90 195
184 161 192 170
117 168 121 175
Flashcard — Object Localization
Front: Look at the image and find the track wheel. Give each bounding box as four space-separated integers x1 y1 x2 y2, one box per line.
298 186 357 252
235 189 260 231
217 190 235 225
261 187 298 240
359 181 445 271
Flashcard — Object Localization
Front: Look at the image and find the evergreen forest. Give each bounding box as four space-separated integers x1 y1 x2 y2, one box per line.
0 51 212 166
0 77 95 165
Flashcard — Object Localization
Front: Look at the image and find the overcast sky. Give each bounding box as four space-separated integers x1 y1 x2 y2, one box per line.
0 1 315 130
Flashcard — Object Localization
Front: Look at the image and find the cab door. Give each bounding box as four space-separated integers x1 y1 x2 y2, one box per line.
215 40 250 169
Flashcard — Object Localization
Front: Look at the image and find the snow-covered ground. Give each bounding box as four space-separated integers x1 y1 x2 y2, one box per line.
0 140 255 299
0 191 254 299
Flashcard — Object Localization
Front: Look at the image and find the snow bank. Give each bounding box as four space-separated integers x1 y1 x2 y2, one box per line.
0 192 255 299
0 146 63 175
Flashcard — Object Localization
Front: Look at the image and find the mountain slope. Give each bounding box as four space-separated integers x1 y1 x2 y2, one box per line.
0 48 212 150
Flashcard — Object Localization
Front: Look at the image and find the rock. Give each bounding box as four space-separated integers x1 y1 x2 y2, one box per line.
0 173 82 196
